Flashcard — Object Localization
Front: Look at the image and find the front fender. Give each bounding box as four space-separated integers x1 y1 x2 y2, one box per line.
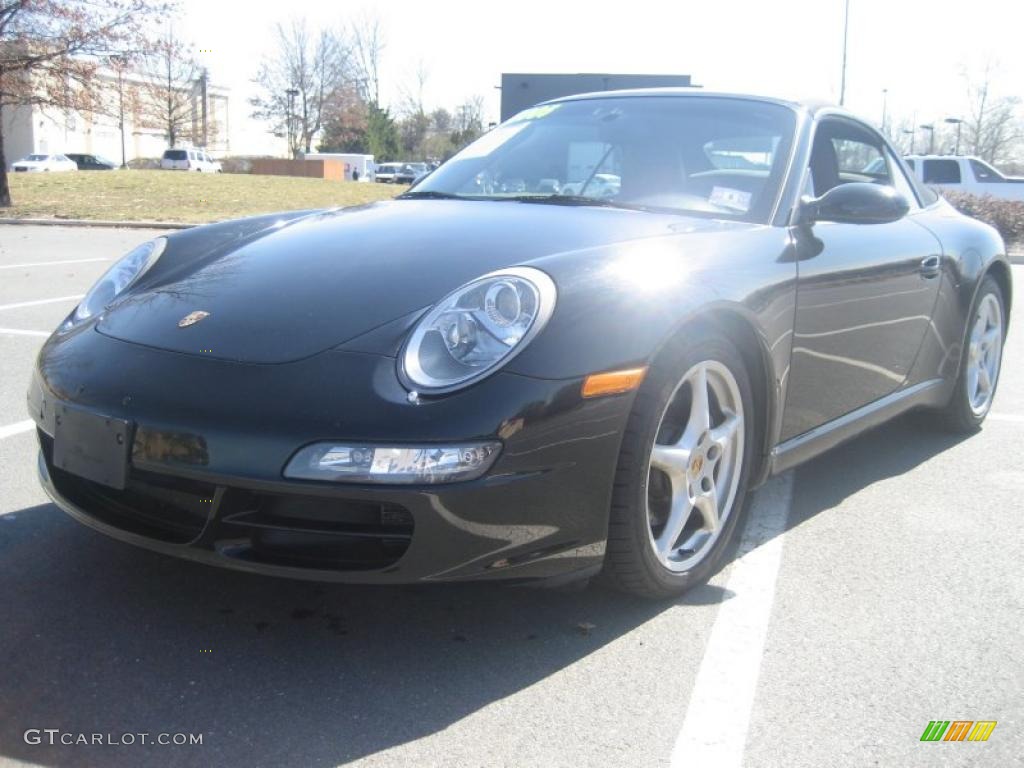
508 226 797 384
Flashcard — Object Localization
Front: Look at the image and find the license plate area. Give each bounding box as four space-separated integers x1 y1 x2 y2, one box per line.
53 405 131 489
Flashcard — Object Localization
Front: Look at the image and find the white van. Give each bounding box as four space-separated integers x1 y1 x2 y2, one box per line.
161 148 222 173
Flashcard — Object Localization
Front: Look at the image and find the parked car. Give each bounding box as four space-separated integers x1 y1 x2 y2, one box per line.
404 162 430 180
11 154 78 173
31 92 1010 598
375 163 402 183
903 155 1024 201
65 153 118 171
160 148 222 173
559 173 622 198
377 162 427 184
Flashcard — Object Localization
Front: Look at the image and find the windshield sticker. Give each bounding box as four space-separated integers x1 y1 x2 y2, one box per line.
455 123 528 160
709 186 752 213
510 104 561 122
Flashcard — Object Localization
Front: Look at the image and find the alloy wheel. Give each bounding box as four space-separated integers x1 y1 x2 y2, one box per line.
646 360 744 572
966 293 1003 416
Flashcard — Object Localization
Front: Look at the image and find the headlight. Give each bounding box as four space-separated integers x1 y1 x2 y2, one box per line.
400 267 556 393
284 441 501 484
64 238 166 329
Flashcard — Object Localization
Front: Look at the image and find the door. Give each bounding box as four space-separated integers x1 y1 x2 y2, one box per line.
780 118 943 440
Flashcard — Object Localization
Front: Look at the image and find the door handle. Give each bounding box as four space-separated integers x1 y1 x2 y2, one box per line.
919 255 941 278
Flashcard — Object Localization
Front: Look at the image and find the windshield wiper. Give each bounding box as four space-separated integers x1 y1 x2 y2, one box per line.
507 194 654 212
398 190 462 200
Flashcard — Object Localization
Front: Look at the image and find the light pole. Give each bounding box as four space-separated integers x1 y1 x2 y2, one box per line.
920 123 935 155
108 54 129 168
944 117 963 155
902 128 916 154
285 88 299 158
880 88 888 135
839 0 850 106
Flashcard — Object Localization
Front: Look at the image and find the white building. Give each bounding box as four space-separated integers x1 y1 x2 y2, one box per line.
2 66 230 168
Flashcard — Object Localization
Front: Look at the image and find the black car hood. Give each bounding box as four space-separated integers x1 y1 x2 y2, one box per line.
97 200 741 364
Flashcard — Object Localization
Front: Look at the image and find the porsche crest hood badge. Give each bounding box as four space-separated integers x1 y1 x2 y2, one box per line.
178 310 210 328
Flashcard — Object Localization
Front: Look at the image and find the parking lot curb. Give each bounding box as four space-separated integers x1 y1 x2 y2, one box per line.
0 217 195 230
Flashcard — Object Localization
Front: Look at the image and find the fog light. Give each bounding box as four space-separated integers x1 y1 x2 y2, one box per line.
284 441 501 484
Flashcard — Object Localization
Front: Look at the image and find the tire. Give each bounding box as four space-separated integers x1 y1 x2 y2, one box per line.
603 328 756 598
940 275 1006 432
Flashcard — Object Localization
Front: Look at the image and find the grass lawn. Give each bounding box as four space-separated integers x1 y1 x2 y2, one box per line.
1 170 405 224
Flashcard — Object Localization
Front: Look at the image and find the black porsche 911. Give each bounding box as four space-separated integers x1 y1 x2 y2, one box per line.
30 91 1011 598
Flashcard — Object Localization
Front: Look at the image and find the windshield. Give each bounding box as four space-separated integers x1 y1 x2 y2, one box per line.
163 150 187 160
411 96 796 222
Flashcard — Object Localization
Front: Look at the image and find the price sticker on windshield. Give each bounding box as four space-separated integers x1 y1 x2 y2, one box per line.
709 186 752 213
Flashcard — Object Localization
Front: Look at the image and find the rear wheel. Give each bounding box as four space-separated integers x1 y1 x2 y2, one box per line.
604 330 755 598
940 276 1005 432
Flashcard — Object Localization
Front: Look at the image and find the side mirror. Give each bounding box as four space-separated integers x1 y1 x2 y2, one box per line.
800 182 910 225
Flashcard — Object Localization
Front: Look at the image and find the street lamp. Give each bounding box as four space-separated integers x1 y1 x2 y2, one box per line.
880 88 888 135
919 123 935 155
107 54 129 169
902 127 915 154
839 0 850 106
285 88 299 158
944 117 963 155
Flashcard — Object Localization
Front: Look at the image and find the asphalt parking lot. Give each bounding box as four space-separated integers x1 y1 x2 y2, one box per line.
1 225 1021 768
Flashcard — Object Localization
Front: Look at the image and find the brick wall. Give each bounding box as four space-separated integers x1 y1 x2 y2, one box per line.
250 158 347 180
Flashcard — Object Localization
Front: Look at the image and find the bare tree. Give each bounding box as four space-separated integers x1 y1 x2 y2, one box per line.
348 11 384 106
398 58 429 117
138 29 198 148
962 60 1023 164
0 0 167 205
250 17 350 156
452 95 485 145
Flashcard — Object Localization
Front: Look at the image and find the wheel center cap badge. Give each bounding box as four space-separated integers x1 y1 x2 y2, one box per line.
178 310 210 328
690 455 704 476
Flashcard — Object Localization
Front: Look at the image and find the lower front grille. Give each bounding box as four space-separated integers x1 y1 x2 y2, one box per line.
42 432 213 543
42 431 414 570
214 491 414 571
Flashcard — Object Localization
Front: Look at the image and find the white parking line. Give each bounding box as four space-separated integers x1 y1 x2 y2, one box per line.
0 328 50 337
0 420 35 440
0 295 83 312
671 473 794 768
0 258 109 270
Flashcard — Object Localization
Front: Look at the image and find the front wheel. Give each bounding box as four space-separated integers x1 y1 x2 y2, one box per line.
604 330 755 598
940 276 1006 432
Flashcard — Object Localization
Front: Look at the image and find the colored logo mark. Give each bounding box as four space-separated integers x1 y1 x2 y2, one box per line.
920 720 997 742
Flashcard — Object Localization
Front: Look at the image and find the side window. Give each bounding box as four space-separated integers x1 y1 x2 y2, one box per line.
970 159 1005 183
808 119 894 196
904 158 916 171
922 159 961 184
832 139 891 184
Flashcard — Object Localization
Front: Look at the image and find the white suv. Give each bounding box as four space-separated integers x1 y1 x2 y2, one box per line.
161 148 222 173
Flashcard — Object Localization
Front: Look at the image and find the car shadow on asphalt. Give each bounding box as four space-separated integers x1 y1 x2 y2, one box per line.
0 411 968 768
0 503 675 768
782 410 972 537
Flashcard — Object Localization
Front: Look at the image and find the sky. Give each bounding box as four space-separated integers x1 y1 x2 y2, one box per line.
177 0 1024 156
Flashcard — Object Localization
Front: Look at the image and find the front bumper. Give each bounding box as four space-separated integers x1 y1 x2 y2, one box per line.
30 326 634 584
